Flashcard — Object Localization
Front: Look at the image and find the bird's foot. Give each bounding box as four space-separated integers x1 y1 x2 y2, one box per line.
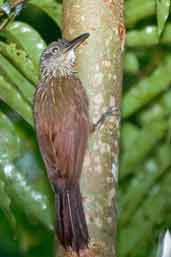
92 106 120 132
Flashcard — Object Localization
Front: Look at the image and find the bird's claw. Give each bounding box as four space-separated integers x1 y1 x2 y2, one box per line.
92 106 120 132
103 106 120 117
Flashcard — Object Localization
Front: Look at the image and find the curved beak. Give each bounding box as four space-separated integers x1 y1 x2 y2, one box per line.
64 33 90 53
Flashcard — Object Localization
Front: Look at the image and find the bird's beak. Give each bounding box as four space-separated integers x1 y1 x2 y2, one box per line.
64 33 90 53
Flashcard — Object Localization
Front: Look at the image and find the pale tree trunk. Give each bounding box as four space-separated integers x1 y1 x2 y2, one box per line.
56 1 125 257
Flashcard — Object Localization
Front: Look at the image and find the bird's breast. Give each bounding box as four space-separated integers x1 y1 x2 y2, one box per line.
34 76 89 127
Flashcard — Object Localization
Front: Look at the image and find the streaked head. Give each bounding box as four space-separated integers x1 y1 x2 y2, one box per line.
40 33 89 80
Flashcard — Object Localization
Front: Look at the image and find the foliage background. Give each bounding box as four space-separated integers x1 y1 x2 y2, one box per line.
0 0 170 257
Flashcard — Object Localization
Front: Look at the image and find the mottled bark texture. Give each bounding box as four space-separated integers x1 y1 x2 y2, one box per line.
56 1 124 257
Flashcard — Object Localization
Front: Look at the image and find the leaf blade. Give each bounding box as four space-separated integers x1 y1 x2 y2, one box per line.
1 21 47 70
156 0 170 36
29 0 62 28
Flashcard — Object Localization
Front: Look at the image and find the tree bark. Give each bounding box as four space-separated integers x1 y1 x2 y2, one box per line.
56 1 125 257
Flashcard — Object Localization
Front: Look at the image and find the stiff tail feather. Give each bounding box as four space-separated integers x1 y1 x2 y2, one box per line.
55 184 89 254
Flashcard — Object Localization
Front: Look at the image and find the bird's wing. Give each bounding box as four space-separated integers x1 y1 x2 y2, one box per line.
52 109 89 180
34 78 89 188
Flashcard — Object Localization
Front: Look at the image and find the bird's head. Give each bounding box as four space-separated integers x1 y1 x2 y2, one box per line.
40 33 89 80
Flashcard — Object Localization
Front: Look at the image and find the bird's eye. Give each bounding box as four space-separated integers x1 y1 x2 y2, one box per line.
52 47 59 53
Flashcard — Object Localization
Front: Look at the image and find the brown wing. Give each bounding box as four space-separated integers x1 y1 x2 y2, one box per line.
34 77 89 189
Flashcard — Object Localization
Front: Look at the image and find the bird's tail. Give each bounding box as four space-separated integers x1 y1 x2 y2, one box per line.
55 184 89 254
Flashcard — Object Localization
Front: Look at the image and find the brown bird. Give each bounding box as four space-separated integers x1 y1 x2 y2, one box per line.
34 33 117 256
34 33 91 255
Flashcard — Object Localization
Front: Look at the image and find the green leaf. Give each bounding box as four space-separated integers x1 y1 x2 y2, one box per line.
0 75 33 126
126 23 171 47
119 171 171 257
0 0 4 6
121 123 139 150
0 212 19 256
156 0 170 36
1 161 53 230
124 52 139 74
0 179 16 229
0 42 38 85
126 26 159 47
120 119 167 178
0 111 21 162
139 90 171 125
120 144 171 226
0 111 53 230
0 180 10 213
0 1 10 15
0 53 35 104
125 0 156 28
122 56 171 118
29 0 62 28
1 21 47 70
0 111 18 228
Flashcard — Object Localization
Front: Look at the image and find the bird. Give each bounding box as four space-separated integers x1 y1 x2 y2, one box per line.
34 33 91 256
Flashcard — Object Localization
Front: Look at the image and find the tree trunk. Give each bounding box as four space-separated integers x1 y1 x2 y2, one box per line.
56 1 125 256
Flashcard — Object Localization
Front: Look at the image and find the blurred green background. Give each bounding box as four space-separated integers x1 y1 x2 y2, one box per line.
0 0 170 257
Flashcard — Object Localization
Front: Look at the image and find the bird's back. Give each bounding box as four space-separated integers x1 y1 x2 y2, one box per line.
34 76 90 190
